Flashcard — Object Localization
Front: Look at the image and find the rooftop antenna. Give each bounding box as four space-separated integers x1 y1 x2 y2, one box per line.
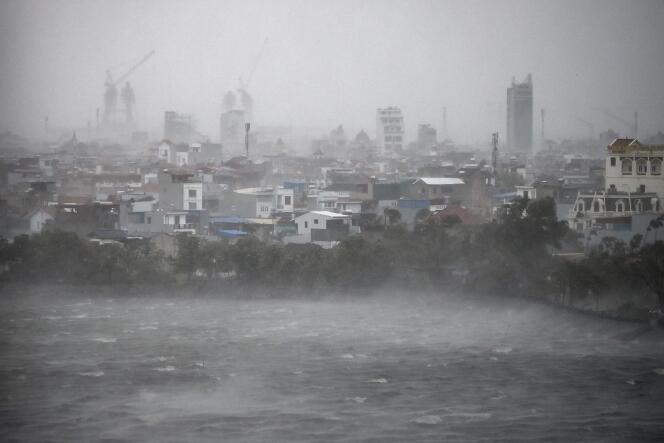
634 111 638 139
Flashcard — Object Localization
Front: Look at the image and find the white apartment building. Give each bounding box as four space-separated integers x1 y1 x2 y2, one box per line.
604 138 664 199
569 138 664 246
376 107 404 155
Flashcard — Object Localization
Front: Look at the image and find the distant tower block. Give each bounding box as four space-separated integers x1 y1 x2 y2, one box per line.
506 74 533 153
122 82 135 123
376 107 404 155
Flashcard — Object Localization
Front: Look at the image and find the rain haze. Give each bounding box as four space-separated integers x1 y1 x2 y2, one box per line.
2 1 664 442
2 0 664 141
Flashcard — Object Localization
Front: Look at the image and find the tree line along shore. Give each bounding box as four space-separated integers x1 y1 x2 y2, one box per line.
1 197 663 323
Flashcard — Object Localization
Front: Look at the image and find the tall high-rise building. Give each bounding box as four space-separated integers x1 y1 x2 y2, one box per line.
164 111 195 144
376 107 404 155
417 124 437 153
506 74 533 153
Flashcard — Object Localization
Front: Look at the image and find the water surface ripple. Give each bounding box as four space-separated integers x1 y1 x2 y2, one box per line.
1 291 664 442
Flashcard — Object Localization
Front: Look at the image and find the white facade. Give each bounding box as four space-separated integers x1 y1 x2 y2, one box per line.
515 185 537 200
605 139 664 200
29 209 53 233
158 141 174 164
294 211 351 239
176 151 190 167
233 186 294 218
183 183 203 210
275 187 294 213
376 107 404 155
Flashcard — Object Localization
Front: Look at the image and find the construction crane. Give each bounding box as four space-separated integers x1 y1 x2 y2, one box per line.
103 50 155 124
235 39 268 120
238 38 268 91
602 109 638 139
591 107 638 138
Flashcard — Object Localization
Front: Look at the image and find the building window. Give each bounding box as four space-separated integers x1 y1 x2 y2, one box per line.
284 196 291 205
635 200 643 212
314 219 318 225
636 158 648 175
189 189 197 197
621 158 633 175
652 158 662 175
639 185 646 193
610 157 616 167
577 201 585 213
188 202 196 210
304 221 308 228
593 200 600 212
616 200 625 213
147 216 152 224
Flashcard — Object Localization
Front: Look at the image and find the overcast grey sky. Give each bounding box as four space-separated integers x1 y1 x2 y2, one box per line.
1 0 663 144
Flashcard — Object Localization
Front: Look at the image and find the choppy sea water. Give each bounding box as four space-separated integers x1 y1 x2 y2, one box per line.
1 289 664 442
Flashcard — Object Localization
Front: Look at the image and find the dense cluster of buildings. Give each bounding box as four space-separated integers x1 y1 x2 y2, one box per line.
1 74 663 255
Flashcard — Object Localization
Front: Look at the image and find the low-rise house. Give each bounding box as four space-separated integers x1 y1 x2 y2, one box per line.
28 207 55 233
52 201 119 237
158 169 203 211
403 177 465 201
285 210 355 247
568 137 664 248
220 186 293 218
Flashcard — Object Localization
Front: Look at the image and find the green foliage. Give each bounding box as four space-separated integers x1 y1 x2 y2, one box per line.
0 230 171 285
634 241 664 308
174 234 201 280
1 201 661 311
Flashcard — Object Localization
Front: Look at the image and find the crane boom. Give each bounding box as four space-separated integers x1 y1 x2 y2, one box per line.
594 107 638 137
245 39 267 88
114 50 155 85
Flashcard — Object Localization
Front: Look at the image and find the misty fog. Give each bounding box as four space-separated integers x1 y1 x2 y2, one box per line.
2 0 664 441
1 0 664 142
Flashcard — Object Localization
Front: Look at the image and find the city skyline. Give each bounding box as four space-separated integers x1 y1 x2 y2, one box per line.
1 0 663 144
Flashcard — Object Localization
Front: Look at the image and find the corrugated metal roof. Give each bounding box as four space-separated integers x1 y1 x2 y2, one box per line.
309 210 349 218
416 177 465 185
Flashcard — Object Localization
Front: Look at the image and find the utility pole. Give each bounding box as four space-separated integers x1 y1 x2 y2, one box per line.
244 122 251 158
634 111 638 139
491 132 499 187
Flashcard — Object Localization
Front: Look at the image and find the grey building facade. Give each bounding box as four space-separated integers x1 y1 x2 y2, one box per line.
506 74 533 153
